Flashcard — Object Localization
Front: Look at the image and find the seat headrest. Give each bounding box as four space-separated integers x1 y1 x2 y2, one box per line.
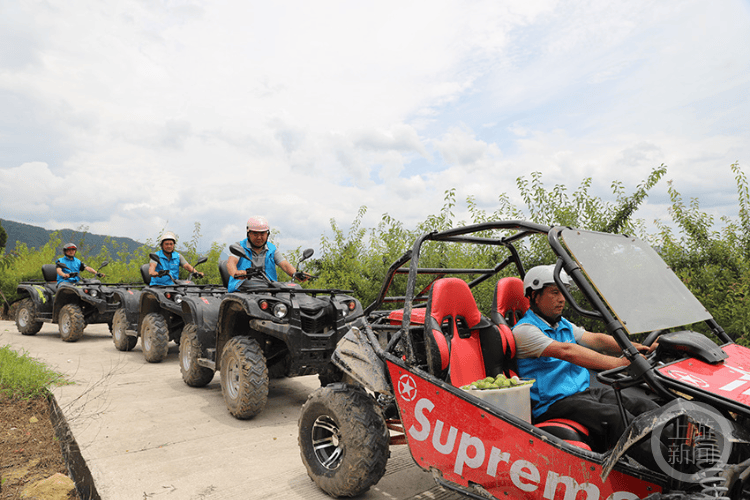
140 264 151 285
427 277 482 329
492 277 529 327
42 264 58 282
218 260 229 288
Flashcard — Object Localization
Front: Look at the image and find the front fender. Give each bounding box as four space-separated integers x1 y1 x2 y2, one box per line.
111 288 142 329
52 286 82 321
331 322 391 395
601 398 750 481
138 289 164 331
181 295 223 352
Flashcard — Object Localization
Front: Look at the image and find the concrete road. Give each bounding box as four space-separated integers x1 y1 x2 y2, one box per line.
0 320 463 500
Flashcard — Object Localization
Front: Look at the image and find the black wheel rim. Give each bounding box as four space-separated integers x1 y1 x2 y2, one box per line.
311 415 343 470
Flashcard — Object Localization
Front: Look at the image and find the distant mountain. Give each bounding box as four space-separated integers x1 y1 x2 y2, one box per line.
0 218 144 258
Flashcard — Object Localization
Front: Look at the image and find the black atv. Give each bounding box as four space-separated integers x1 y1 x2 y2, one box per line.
184 243 364 419
130 255 227 363
14 261 144 342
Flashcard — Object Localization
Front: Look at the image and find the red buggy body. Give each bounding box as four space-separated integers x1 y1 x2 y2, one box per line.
298 221 750 499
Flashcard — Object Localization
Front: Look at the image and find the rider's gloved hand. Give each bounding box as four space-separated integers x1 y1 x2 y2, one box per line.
96 272 105 278
158 270 169 277
194 271 204 278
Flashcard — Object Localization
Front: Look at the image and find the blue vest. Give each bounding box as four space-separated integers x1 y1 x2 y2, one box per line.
56 256 85 283
149 250 181 286
515 310 590 419
228 240 278 293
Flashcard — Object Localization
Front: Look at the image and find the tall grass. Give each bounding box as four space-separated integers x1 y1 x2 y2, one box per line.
0 345 71 399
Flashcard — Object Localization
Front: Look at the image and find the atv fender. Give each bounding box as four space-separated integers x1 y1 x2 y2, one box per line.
601 398 750 481
53 285 85 321
15 283 54 315
111 287 142 330
138 290 164 332
331 323 392 395
181 295 222 353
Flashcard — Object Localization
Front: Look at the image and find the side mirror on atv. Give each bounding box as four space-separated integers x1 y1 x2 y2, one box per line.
149 253 160 263
98 261 109 270
194 256 208 267
229 244 251 261
300 248 314 263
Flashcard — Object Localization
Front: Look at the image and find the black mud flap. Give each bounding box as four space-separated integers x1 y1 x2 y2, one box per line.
331 325 392 395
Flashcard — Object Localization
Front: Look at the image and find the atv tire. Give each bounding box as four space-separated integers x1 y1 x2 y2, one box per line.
59 303 85 342
16 298 43 335
141 312 169 363
180 323 214 387
220 336 268 419
298 383 389 497
112 308 137 351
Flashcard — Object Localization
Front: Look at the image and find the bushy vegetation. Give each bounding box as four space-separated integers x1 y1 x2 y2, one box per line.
1 163 748 344
0 345 70 399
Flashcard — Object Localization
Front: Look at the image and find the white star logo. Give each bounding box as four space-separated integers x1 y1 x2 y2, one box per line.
398 374 417 401
666 370 709 388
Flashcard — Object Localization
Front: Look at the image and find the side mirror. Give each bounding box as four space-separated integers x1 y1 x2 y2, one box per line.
195 256 208 267
149 253 160 263
229 244 250 260
99 261 109 270
300 248 314 263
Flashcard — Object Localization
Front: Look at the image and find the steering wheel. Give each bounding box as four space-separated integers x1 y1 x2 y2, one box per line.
642 329 665 347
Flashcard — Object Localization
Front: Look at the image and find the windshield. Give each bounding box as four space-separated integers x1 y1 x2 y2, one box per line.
560 228 712 334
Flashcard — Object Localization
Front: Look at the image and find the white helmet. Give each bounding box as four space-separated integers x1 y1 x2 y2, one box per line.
523 265 570 297
246 216 270 233
158 231 177 247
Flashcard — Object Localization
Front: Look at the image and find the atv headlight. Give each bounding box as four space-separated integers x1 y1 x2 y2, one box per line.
273 303 288 319
173 294 183 304
89 289 98 298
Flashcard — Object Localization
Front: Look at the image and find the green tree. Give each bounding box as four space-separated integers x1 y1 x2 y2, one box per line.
0 221 7 250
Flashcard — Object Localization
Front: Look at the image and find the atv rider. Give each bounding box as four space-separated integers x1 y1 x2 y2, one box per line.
512 265 659 455
226 216 305 293
56 242 103 283
148 231 204 285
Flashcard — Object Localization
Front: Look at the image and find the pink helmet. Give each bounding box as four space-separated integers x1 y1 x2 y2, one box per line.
246 216 270 233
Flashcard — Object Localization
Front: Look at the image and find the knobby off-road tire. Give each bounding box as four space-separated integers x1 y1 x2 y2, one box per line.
141 313 169 363
298 383 389 498
112 308 137 351
220 336 268 419
16 298 43 335
180 323 214 387
59 303 85 342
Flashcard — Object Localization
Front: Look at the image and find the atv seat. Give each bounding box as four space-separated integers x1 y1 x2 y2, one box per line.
423 278 514 388
42 263 59 292
141 264 151 285
218 260 229 288
42 264 58 282
492 277 592 451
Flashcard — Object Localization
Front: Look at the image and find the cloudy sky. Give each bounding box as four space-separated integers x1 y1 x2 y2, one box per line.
1 0 748 254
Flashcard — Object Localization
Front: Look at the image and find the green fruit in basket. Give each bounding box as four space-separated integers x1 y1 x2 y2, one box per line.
494 378 511 388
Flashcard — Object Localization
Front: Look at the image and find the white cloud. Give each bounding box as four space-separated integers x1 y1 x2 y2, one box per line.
1 0 748 256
